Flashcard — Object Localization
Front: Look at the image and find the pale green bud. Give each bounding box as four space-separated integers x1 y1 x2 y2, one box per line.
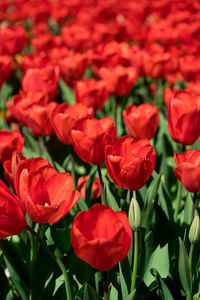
128 197 142 231
189 216 200 244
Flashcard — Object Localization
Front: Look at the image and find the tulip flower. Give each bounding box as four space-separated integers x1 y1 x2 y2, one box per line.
98 65 138 96
14 158 80 223
105 136 156 190
71 204 132 270
0 25 27 55
0 180 26 239
3 152 25 189
75 78 109 111
51 103 93 145
0 130 24 163
123 103 159 140
174 149 200 193
168 91 200 145
77 176 101 201
71 116 117 165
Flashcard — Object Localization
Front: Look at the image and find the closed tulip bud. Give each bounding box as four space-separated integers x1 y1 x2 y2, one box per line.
128 197 142 230
189 216 200 244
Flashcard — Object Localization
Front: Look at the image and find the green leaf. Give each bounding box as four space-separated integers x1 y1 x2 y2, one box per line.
51 226 71 253
119 257 132 299
178 237 192 295
85 166 97 204
109 284 119 299
5 259 29 300
105 181 120 211
151 268 174 300
143 244 169 286
0 239 30 288
59 79 75 105
31 245 56 300
84 284 102 300
125 290 136 300
183 193 193 225
77 197 89 211
0 266 10 299
142 172 162 228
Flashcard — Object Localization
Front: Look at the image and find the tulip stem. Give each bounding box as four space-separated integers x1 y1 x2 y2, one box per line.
131 230 139 293
97 165 106 205
174 181 182 222
103 271 109 300
31 224 42 272
70 145 76 188
26 225 72 300
186 243 194 300
191 193 197 223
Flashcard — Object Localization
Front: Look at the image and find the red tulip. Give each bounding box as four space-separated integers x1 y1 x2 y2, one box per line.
0 130 24 163
3 152 25 189
0 55 13 88
51 103 93 145
59 53 88 88
71 204 132 270
123 103 160 140
0 25 27 55
23 102 57 137
168 91 200 145
105 136 156 190
75 78 109 111
174 150 200 193
0 180 26 239
14 158 80 224
71 116 117 165
98 65 138 96
22 65 59 101
77 176 101 201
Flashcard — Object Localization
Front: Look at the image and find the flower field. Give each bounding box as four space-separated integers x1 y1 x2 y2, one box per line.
1 0 200 299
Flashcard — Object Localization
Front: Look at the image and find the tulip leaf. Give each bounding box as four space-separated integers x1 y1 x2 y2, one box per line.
85 166 97 204
151 268 174 300
105 181 120 211
183 193 193 225
178 237 192 295
142 172 162 228
125 290 136 300
0 239 30 288
143 243 169 286
77 197 89 211
31 245 56 300
109 284 119 299
119 257 132 299
159 180 173 221
59 79 75 105
5 259 29 300
84 283 102 300
0 266 10 299
51 226 71 253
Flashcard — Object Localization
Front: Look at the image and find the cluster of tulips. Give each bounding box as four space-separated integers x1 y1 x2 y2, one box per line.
1 0 200 299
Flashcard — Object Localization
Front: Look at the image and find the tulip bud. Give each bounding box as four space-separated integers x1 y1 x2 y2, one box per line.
189 216 200 244
128 197 142 231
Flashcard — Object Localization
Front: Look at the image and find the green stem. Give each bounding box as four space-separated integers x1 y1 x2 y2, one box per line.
97 165 107 205
26 225 72 300
191 193 197 223
174 181 182 222
186 243 194 300
31 224 42 271
131 230 139 292
56 256 72 300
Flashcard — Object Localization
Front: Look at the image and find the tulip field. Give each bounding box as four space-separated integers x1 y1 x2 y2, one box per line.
1 0 200 299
